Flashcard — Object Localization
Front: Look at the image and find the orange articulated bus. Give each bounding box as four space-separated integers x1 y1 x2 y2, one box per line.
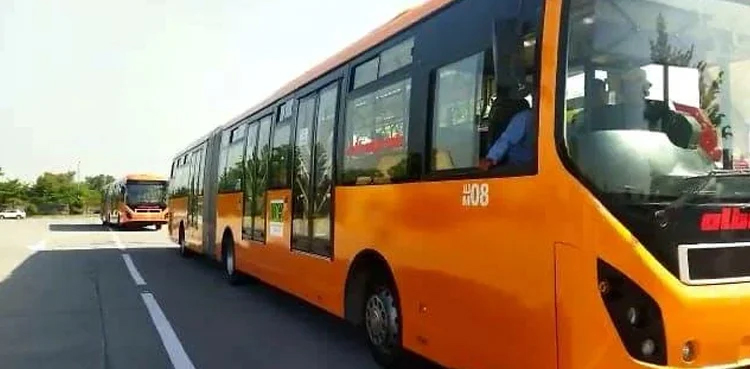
102 174 169 230
168 0 750 367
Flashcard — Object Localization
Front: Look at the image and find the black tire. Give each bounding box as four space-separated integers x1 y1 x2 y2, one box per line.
364 272 404 368
0 215 5 220
223 235 240 285
16 216 21 220
155 224 163 231
178 226 189 257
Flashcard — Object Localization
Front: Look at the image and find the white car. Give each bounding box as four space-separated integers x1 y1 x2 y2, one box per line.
0 209 26 219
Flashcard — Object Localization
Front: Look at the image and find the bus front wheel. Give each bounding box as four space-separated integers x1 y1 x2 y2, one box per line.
364 273 404 368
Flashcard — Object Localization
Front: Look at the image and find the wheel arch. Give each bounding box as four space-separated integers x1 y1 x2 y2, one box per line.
343 248 398 326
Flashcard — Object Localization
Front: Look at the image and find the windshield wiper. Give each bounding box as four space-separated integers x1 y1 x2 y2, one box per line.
654 169 750 227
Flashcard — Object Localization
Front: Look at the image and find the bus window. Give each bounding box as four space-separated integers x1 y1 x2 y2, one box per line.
379 38 414 77
292 96 316 251
196 146 205 196
217 130 231 189
219 123 246 192
253 116 272 240
310 85 337 255
291 84 339 256
352 37 414 90
430 46 537 172
269 101 293 188
431 52 486 171
243 123 259 240
353 58 379 90
342 79 411 185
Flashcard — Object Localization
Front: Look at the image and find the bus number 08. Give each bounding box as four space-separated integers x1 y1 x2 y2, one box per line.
462 183 489 207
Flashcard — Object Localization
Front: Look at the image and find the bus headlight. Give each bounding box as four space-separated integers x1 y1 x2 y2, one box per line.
641 338 656 357
597 259 666 365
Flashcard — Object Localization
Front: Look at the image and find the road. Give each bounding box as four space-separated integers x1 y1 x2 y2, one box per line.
0 217 439 369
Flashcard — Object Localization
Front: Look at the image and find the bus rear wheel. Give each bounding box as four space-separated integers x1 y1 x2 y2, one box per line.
222 235 240 285
178 226 189 257
363 274 403 368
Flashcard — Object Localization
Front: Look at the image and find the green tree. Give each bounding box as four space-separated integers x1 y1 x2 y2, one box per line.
29 172 79 214
0 170 116 215
0 179 29 210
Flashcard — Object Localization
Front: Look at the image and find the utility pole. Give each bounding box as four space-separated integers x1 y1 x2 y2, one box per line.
76 161 82 214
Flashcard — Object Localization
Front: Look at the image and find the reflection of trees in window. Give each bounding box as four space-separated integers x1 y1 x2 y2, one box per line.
649 13 725 128
242 124 258 239
171 162 192 197
269 123 291 188
311 86 337 249
219 142 244 192
292 97 316 247
219 161 244 193
252 118 272 240
217 131 231 186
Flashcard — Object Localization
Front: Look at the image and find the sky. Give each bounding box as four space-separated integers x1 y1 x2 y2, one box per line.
0 0 426 182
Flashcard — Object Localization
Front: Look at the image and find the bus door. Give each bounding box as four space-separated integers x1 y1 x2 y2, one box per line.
287 82 339 294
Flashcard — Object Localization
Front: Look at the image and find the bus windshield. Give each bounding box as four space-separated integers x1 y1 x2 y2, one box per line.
562 0 750 201
126 180 167 205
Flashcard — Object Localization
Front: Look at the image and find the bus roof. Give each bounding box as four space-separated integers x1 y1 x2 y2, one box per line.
123 173 168 182
172 0 452 160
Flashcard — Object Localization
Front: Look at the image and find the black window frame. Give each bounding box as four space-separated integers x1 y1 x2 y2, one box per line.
219 121 248 193
350 36 416 91
418 1 544 182
290 81 340 258
268 99 296 190
339 32 416 187
242 114 274 243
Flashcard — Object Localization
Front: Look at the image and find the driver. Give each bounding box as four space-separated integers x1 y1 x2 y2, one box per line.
479 96 533 170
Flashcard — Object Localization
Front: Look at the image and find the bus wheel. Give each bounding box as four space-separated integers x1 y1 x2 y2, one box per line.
154 224 163 231
178 226 189 257
364 273 403 368
223 236 240 285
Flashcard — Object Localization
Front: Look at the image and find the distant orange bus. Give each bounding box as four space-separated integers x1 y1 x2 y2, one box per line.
168 0 750 368
102 174 169 230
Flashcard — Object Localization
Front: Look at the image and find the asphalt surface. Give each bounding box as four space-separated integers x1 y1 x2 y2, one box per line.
0 216 439 369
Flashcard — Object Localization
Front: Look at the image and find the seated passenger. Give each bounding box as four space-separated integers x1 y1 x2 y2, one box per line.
479 98 533 170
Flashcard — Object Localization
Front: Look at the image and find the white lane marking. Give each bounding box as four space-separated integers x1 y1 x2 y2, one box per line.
110 229 124 250
28 239 46 251
122 254 146 286
141 293 196 369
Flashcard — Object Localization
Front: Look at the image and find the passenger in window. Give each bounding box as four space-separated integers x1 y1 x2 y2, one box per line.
478 97 533 170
